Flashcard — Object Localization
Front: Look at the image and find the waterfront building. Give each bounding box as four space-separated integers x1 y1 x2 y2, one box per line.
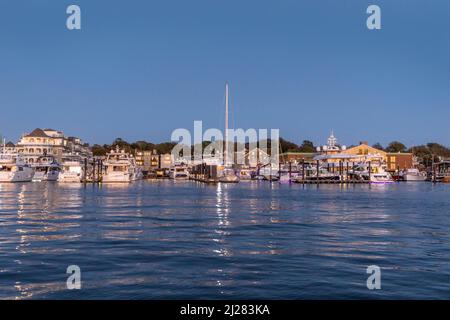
16 128 90 163
16 128 62 164
135 150 159 171
386 152 414 171
280 152 316 164
66 136 92 158
159 153 173 169
314 132 354 164
343 141 387 161
0 141 17 154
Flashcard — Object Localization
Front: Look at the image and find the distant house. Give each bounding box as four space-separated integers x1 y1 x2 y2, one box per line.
16 128 59 163
159 153 172 169
0 141 16 153
386 152 414 171
343 141 413 171
135 150 159 171
16 128 91 163
343 142 387 160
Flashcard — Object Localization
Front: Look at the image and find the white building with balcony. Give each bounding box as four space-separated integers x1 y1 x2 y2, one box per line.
16 128 90 163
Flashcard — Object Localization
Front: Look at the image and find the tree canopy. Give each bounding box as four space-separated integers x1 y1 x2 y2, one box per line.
385 141 407 153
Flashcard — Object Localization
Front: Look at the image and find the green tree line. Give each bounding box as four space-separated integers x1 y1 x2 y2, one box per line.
92 137 449 164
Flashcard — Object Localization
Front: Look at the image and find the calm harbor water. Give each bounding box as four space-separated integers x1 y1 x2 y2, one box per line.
0 180 449 299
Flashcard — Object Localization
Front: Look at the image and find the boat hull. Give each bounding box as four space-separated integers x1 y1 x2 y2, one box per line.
33 170 60 182
58 173 82 183
0 169 34 183
403 174 427 181
102 172 142 183
219 175 240 183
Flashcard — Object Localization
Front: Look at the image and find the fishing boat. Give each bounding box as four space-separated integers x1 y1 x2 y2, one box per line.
32 155 61 181
0 152 34 182
102 147 143 183
401 168 427 181
58 154 84 183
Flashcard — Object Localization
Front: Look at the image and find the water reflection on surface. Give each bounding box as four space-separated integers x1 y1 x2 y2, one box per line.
0 181 449 299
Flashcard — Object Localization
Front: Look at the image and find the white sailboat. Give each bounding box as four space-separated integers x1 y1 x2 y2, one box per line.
219 82 239 183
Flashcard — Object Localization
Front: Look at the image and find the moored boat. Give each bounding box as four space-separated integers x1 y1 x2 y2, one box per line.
169 165 190 180
0 153 34 182
58 154 84 183
349 163 394 184
401 168 427 181
102 148 142 183
32 155 61 181
219 168 240 183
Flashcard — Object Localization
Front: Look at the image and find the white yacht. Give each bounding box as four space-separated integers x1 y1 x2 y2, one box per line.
32 155 61 181
169 165 190 180
102 148 142 183
58 154 84 183
401 168 427 181
351 163 394 184
0 153 34 182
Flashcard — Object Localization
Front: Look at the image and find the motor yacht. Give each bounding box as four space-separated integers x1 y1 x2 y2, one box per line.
102 148 142 183
32 155 61 181
0 152 34 182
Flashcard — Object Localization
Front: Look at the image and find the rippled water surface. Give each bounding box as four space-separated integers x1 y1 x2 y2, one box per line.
0 181 449 299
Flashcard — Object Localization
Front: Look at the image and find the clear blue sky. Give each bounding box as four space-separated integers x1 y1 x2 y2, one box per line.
0 0 449 148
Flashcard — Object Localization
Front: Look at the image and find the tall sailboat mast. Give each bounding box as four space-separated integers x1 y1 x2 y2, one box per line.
224 82 229 166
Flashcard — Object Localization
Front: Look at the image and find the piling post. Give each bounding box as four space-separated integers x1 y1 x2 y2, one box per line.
84 158 88 184
289 161 292 181
98 159 103 182
346 162 349 182
92 158 96 183
98 159 101 182
433 162 436 183
316 160 320 184
279 162 281 181
302 160 305 183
